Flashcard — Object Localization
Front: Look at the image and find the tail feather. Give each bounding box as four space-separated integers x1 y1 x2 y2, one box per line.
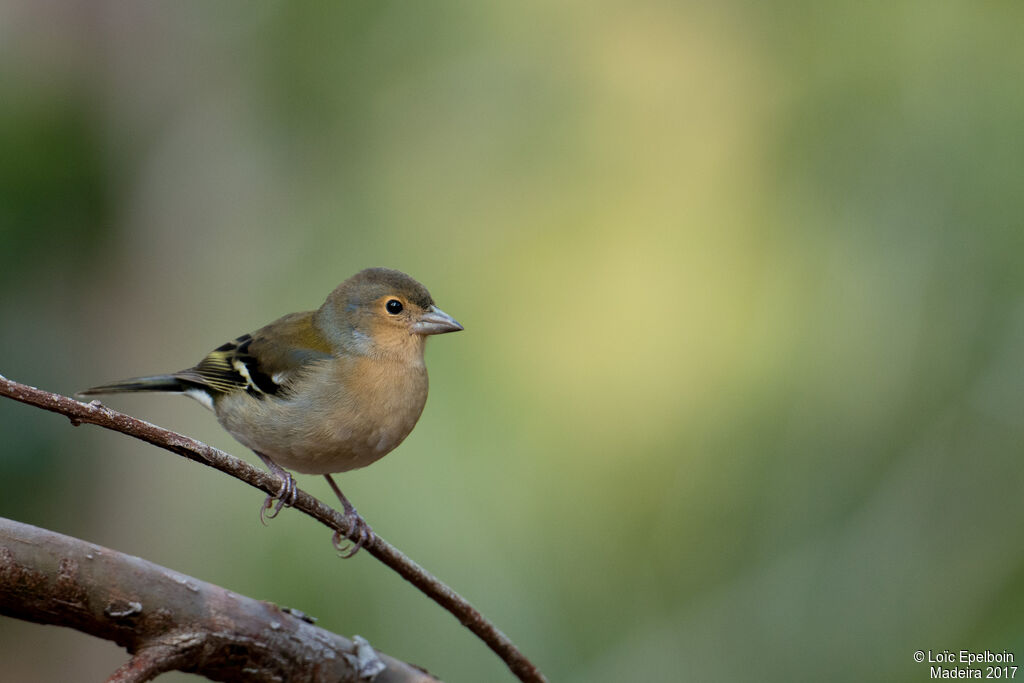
76 375 187 399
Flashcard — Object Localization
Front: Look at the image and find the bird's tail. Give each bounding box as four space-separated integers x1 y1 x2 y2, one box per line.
77 375 187 399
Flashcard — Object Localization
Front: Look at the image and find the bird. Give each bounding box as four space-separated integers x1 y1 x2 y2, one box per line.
79 267 463 556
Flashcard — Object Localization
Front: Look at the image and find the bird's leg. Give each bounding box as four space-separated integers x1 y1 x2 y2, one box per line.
324 473 374 558
255 452 298 525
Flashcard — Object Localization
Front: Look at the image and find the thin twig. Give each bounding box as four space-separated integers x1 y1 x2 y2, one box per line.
105 644 193 683
0 374 548 683
0 516 439 682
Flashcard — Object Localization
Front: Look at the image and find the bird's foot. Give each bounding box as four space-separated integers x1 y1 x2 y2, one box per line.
323 473 373 558
259 471 298 524
255 453 299 525
332 512 375 559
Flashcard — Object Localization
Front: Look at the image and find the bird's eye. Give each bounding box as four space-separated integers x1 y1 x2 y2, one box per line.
385 299 404 315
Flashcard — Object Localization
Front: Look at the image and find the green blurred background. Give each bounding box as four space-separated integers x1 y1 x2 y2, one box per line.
2 2 1023 681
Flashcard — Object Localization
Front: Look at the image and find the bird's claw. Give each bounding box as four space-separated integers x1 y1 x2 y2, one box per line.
332 514 374 559
259 472 298 525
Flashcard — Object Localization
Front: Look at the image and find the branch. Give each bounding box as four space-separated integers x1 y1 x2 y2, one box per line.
0 374 548 683
0 515 437 682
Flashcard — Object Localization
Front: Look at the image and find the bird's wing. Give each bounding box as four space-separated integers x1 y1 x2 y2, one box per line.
175 311 333 400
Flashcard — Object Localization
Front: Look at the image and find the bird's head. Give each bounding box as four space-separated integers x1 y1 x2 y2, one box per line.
317 268 463 358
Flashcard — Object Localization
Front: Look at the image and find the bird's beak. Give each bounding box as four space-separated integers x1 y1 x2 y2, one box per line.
412 305 464 335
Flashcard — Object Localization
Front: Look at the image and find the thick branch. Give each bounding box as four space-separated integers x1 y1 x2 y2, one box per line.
0 374 547 683
0 516 437 682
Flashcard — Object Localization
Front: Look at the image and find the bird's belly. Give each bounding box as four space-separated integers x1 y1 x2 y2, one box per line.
280 418 415 474
217 362 428 475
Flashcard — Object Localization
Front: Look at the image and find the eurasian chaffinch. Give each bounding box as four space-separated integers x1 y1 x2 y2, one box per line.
79 268 463 555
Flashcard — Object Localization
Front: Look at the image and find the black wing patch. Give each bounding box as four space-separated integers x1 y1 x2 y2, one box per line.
179 334 283 399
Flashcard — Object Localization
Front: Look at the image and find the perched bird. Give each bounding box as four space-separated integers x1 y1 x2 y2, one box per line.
79 267 463 555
